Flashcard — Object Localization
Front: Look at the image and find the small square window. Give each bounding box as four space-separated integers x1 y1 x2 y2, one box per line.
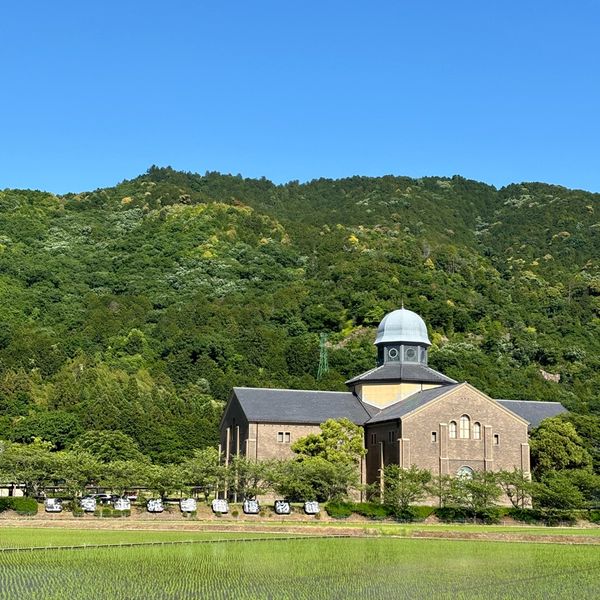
431 431 437 443
284 432 291 443
494 434 499 445
277 432 284 443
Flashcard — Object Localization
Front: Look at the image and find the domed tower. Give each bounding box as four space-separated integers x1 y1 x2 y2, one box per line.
346 306 455 409
375 308 431 367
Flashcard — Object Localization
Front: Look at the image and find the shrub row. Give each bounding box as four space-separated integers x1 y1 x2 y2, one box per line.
324 502 593 526
0 497 38 515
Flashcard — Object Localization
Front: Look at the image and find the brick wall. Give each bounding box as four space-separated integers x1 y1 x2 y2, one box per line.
254 423 322 460
365 384 530 485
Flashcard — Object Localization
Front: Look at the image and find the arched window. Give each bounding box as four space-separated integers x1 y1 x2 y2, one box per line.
473 422 481 440
459 415 470 439
456 466 474 479
449 421 457 439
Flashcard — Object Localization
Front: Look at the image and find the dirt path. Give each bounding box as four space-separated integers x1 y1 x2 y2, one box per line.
1 518 599 545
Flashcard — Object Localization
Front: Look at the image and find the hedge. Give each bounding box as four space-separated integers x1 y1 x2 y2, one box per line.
506 507 578 526
351 502 390 520
94 507 131 518
0 497 38 515
324 502 353 519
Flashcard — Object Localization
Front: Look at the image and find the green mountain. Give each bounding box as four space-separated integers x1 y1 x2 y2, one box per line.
0 167 598 461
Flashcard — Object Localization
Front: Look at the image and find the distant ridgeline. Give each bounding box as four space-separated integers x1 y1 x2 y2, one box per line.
0 167 598 464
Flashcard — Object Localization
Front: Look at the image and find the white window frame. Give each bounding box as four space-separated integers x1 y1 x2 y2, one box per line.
459 414 470 439
449 421 457 439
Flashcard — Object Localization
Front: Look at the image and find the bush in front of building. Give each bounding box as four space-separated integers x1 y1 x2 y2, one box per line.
588 510 600 524
351 502 390 520
432 506 501 524
407 506 436 521
94 507 131 518
324 502 353 519
0 497 38 515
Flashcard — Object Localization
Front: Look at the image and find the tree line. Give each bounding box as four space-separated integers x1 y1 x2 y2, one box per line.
0 168 600 465
1 418 598 515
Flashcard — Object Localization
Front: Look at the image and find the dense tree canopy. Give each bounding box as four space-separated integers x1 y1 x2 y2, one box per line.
0 168 598 461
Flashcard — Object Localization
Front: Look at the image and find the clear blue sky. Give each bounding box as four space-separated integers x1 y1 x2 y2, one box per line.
1 1 599 194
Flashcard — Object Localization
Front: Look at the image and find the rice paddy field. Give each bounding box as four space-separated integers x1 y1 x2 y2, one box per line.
0 528 598 599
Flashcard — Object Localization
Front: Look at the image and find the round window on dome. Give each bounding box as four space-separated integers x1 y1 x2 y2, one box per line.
404 346 418 361
387 347 399 361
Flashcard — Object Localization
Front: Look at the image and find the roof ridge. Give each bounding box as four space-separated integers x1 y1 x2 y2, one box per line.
497 399 565 405
366 383 463 424
344 364 383 382
420 364 458 383
234 386 352 394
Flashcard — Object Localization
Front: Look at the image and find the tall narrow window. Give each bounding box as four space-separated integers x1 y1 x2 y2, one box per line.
370 433 377 446
473 422 481 440
277 432 284 443
431 431 437 443
284 432 291 443
494 434 499 445
449 421 457 439
459 415 470 439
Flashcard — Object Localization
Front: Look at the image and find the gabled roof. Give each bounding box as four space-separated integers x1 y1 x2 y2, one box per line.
367 384 462 423
366 382 566 427
231 387 371 425
346 363 456 386
496 400 567 429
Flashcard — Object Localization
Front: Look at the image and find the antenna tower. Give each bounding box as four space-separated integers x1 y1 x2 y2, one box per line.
317 333 329 380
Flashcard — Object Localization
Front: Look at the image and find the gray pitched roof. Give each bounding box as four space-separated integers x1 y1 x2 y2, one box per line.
232 387 371 425
346 363 456 386
367 384 461 423
496 400 567 429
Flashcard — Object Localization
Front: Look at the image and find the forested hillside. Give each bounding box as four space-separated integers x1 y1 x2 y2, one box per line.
0 167 599 462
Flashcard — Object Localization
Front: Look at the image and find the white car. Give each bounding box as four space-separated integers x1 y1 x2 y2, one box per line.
243 499 260 514
44 498 63 513
211 498 229 514
304 501 320 515
274 500 290 515
147 498 164 513
79 497 97 512
180 498 197 513
113 497 131 511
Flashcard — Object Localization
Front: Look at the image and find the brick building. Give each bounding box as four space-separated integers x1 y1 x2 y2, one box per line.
220 308 565 497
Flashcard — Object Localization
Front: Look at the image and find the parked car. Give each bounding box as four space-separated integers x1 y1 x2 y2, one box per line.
180 498 197 513
304 501 320 515
147 498 164 513
93 493 114 505
113 497 131 511
79 496 97 512
243 499 260 514
211 498 228 514
274 500 290 515
44 498 63 513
